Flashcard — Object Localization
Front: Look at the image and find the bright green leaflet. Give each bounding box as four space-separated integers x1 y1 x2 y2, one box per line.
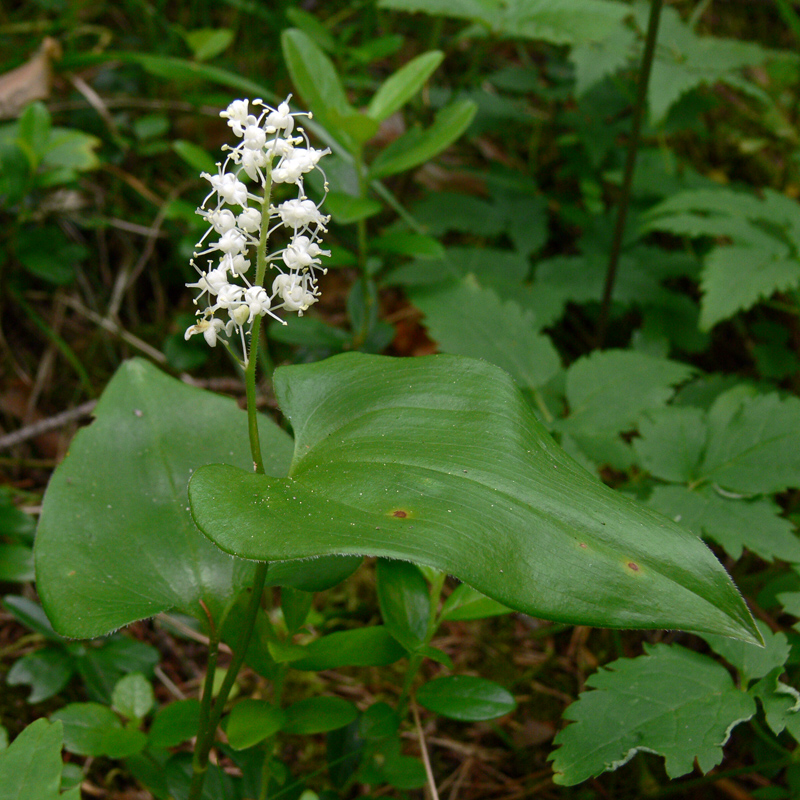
35 359 296 639
550 643 757 785
189 353 758 642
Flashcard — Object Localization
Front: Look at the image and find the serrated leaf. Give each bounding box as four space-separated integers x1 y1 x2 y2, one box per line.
633 407 706 483
368 51 444 122
643 187 800 329
369 100 477 179
561 350 694 435
378 0 629 45
189 353 759 642
704 621 791 684
570 24 637 96
700 393 800 494
643 5 784 124
647 485 800 564
35 359 294 639
701 246 800 330
550 643 757 785
750 668 800 736
410 276 561 390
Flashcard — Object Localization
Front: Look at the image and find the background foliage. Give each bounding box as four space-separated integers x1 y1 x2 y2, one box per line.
3 0 800 797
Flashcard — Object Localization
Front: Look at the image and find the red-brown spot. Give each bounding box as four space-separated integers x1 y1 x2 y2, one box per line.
579 543 588 549
627 561 640 571
392 510 408 518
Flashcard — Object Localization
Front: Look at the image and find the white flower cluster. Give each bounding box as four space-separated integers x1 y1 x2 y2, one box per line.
185 97 331 354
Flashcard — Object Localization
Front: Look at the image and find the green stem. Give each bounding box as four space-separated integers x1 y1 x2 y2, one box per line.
397 571 447 717
596 0 663 347
187 169 275 800
188 564 269 800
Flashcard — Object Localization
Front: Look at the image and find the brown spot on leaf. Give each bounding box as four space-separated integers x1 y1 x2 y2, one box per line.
627 561 640 571
391 509 408 519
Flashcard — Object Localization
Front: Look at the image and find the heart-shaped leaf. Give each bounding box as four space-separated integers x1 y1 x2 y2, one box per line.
34 359 293 639
189 353 759 643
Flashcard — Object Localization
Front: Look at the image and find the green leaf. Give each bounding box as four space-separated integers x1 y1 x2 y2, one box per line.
440 583 512 621
704 621 791 685
283 697 358 734
359 702 400 740
369 99 477 179
6 648 74 703
0 719 63 800
377 559 430 650
225 700 286 750
644 187 800 328
642 6 785 124
51 703 125 757
633 407 707 484
416 675 516 721
750 668 800 736
550 643 757 785
700 246 800 330
367 51 444 122
189 353 759 642
148 699 201 749
562 350 695 436
0 543 34 582
35 358 294 639
18 102 51 162
647 485 800 564
172 140 216 174
324 192 383 224
281 29 353 128
182 28 234 61
410 276 561 390
700 393 800 494
292 626 407 670
112 673 154 721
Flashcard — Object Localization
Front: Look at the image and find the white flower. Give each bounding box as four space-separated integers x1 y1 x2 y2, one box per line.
243 286 271 322
276 198 328 230
215 228 248 255
185 317 225 347
202 170 249 206
265 100 296 135
187 97 330 358
237 207 262 233
220 100 252 137
213 283 244 310
273 273 317 313
221 253 251 276
243 124 267 151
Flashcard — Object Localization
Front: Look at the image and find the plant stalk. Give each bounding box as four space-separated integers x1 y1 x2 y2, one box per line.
187 169 275 800
596 0 663 347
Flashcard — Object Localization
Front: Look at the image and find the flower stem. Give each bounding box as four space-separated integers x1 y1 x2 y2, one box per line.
188 172 275 799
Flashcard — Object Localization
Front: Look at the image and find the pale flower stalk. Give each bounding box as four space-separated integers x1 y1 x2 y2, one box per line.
185 97 331 363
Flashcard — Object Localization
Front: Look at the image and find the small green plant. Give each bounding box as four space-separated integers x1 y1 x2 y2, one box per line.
3 1 800 797
23 89 761 800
